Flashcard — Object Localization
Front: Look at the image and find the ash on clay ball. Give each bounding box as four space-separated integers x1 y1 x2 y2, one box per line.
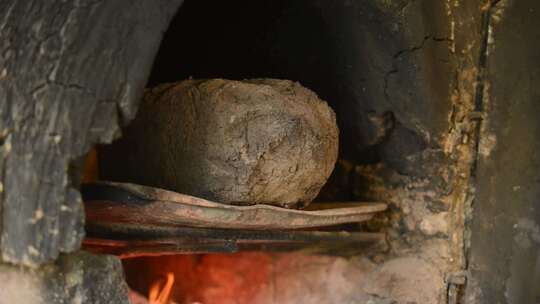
99 79 339 209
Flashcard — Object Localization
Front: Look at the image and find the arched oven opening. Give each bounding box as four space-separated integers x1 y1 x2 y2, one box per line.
82 1 459 303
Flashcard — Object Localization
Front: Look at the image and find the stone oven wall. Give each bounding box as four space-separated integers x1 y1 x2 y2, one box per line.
0 1 183 302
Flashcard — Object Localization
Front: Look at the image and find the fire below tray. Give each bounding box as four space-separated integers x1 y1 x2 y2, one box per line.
81 182 387 257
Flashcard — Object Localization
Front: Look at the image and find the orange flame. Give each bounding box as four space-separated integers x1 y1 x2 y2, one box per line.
148 272 175 304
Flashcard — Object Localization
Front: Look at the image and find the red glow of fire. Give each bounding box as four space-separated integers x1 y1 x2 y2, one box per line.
124 252 274 304
148 272 175 304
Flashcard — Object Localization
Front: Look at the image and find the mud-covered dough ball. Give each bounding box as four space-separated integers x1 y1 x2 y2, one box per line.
99 79 339 208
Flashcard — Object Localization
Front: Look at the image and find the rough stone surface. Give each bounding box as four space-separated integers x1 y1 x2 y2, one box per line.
363 257 444 303
100 79 339 208
0 266 42 304
419 212 449 236
0 0 184 266
466 1 540 303
0 251 129 304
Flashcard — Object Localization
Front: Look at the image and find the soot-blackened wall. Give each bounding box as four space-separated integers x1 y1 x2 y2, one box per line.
147 0 452 172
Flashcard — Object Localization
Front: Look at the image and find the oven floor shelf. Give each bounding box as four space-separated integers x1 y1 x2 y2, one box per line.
81 182 387 257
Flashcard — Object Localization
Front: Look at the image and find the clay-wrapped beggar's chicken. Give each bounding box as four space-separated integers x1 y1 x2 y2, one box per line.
99 79 338 209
